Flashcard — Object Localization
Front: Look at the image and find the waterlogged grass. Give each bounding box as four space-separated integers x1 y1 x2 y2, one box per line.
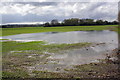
0 39 9 40
2 41 119 78
2 41 91 78
2 41 91 54
1 25 118 36
2 41 46 54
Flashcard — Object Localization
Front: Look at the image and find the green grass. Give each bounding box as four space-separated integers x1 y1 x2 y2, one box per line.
2 41 90 54
1 25 118 36
0 39 9 40
2 41 46 54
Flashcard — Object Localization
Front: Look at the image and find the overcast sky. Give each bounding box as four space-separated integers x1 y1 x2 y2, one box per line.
0 0 119 24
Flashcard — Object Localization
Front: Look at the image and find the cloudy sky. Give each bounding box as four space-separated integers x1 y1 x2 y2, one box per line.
0 0 119 24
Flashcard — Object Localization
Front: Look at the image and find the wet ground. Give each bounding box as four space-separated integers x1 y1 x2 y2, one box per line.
25 43 118 74
2 30 119 78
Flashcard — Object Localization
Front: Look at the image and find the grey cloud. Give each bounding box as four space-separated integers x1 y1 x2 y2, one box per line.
1 2 118 24
1 13 65 24
87 2 107 11
64 2 117 21
2 14 24 23
2 2 58 7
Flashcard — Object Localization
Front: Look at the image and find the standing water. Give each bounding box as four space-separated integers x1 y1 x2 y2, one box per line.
2 30 118 72
1 30 118 44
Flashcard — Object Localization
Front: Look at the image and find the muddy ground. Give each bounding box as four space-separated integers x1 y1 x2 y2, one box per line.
2 42 120 79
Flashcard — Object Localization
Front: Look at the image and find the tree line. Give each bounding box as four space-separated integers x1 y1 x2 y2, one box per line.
0 24 43 28
1 18 118 28
44 18 118 27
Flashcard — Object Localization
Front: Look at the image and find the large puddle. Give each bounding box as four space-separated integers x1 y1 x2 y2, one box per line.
32 43 118 72
2 30 118 72
1 30 118 44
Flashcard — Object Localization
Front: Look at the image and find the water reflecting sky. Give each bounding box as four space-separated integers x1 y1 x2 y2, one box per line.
2 30 118 44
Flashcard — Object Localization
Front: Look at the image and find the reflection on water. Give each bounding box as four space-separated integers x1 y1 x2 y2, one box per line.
48 43 116 65
1 30 118 44
34 43 117 72
2 30 118 72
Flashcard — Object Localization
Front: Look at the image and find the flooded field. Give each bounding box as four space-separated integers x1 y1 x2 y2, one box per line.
1 30 118 44
29 43 117 73
2 30 119 78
